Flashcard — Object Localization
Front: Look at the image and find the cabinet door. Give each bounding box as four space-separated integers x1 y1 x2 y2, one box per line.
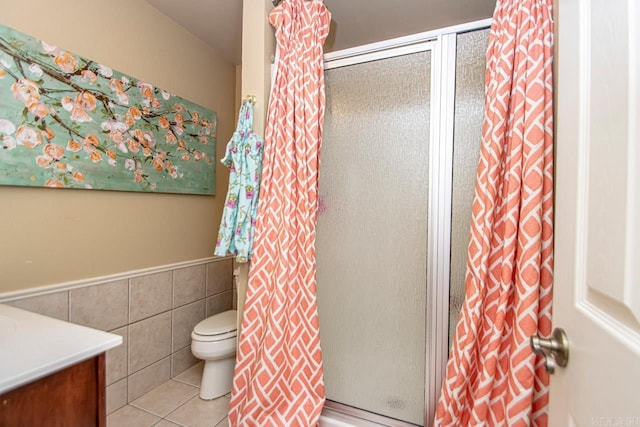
0 354 105 427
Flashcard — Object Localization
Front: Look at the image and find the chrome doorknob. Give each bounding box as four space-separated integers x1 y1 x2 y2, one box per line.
530 328 569 374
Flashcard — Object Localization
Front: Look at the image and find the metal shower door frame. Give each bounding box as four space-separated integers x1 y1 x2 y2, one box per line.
322 18 491 426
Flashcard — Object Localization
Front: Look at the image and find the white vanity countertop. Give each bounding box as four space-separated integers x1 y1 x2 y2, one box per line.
0 304 122 395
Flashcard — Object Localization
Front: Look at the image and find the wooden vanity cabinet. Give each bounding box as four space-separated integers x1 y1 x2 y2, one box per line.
0 353 106 427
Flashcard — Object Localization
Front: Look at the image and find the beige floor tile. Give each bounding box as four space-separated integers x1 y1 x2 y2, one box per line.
174 361 204 387
107 405 160 427
153 420 183 426
131 380 199 417
130 380 198 417
215 416 229 427
166 395 230 427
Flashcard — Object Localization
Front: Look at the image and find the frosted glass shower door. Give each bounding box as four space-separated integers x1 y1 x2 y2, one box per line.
316 51 431 425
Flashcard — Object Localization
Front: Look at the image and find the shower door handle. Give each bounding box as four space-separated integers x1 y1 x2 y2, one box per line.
530 328 570 374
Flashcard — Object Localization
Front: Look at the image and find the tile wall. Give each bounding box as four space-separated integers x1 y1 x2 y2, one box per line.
1 257 235 415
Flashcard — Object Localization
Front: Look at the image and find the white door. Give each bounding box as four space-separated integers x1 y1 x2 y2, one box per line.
551 0 640 425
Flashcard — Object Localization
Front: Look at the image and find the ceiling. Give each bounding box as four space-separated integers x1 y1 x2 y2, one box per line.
146 0 496 65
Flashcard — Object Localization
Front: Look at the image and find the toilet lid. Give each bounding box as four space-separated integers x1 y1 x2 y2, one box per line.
193 310 237 336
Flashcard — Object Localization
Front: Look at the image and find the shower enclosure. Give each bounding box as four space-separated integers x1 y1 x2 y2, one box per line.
315 21 490 426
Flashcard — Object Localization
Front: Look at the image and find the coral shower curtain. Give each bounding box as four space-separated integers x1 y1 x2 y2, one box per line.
228 0 331 426
434 0 554 426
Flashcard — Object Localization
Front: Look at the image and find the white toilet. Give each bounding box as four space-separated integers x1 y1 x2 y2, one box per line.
191 309 238 400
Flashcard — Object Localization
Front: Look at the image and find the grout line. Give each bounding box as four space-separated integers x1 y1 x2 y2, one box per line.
126 278 132 391
170 309 175 376
170 269 176 378
127 277 131 327
172 377 198 388
128 402 164 419
163 394 201 426
171 361 202 387
111 404 162 421
130 379 199 420
167 378 199 391
130 376 231 427
205 261 210 298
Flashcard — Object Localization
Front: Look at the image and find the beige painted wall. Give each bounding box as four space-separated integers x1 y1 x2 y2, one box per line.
235 0 276 331
241 0 276 133
0 0 236 292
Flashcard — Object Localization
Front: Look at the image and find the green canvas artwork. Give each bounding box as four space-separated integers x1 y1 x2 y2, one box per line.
0 24 216 195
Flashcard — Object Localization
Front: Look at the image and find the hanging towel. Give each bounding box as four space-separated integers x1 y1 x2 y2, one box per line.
214 101 264 263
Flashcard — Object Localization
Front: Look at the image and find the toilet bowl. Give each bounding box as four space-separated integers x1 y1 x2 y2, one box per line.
191 309 237 400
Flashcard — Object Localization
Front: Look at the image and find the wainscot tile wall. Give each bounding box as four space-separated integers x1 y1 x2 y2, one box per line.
0 256 236 415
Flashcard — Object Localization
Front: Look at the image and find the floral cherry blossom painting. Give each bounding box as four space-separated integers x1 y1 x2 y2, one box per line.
0 24 216 194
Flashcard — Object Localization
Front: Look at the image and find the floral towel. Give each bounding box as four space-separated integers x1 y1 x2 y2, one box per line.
214 101 264 263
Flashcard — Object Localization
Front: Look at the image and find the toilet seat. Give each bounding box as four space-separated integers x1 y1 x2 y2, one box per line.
192 310 237 342
190 310 237 400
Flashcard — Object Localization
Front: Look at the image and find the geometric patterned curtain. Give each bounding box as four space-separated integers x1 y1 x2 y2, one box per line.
434 0 554 425
228 0 331 425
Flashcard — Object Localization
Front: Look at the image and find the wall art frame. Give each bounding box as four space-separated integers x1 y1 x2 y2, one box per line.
0 24 216 195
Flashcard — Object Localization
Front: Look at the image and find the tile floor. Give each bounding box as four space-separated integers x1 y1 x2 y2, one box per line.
107 362 229 427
